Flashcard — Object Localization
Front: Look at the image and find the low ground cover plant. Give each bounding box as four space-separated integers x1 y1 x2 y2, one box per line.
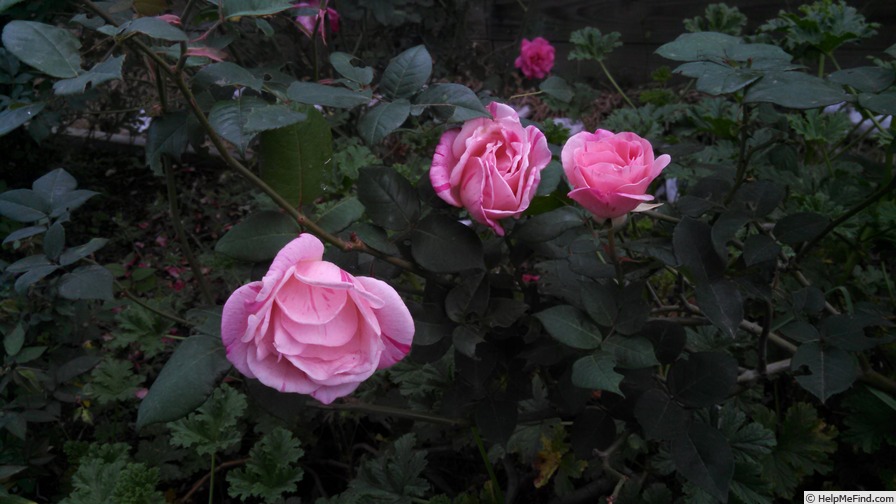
1 1 895 502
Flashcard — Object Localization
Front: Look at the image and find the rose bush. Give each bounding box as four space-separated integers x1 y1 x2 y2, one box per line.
514 37 555 79
561 129 671 223
221 234 414 404
430 101 551 235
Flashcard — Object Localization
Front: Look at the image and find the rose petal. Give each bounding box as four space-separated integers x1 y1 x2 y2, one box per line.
356 277 415 369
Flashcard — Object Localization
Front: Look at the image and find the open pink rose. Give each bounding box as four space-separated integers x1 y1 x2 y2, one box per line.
561 129 671 222
430 101 551 236
221 234 414 404
514 37 555 79
294 1 340 42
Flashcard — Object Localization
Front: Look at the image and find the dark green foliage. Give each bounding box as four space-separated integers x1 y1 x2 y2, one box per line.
226 427 305 502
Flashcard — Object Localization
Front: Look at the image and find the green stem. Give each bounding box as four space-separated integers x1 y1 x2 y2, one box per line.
309 401 468 426
724 100 750 204
208 452 216 504
606 225 625 285
472 426 504 503
162 156 214 305
79 0 431 281
794 147 896 264
598 59 635 109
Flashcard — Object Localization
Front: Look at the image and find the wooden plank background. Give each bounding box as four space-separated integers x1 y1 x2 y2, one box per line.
464 0 896 85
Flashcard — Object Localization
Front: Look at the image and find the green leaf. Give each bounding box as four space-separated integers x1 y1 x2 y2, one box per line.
822 313 888 351
445 272 488 324
6 254 51 274
539 76 573 102
347 222 399 255
602 335 659 369
356 166 419 230
582 282 617 327
640 320 686 364
715 403 776 464
758 402 836 498
3 322 24 356
655 31 742 62
316 197 364 233
858 90 896 116
208 96 267 154
0 102 46 137
742 234 780 266
791 341 859 403
347 434 430 501
828 66 895 93
286 81 371 108
571 351 624 395
410 214 484 273
380 45 432 99
568 27 623 62
330 52 373 85
168 385 246 455
774 212 829 245
634 388 691 440
0 0 26 13
675 62 761 95
842 386 896 453
674 217 725 282
43 221 64 260
672 422 734 503
245 104 307 132
146 111 191 174
2 21 81 78
53 55 124 95
3 225 46 245
745 71 851 109
535 305 602 350
259 105 331 205
359 100 410 144
226 427 304 502
119 16 188 41
216 0 295 19
58 238 107 266
58 265 113 300
0 189 47 222
695 279 743 338
667 352 738 407
194 62 264 92
87 360 144 404
514 206 585 242
415 83 489 122
214 210 300 262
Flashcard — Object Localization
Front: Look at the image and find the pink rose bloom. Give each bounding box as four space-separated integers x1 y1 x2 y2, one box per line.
561 130 671 222
294 1 340 41
514 37 555 79
221 234 414 404
430 102 551 236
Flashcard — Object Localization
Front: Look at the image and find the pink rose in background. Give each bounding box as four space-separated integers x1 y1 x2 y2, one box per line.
561 129 670 222
221 234 414 404
294 1 340 42
514 37 555 79
430 102 551 236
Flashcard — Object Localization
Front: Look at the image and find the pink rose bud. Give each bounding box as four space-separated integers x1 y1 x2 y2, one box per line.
157 14 182 26
294 1 340 42
514 37 555 79
221 234 414 404
430 102 551 236
561 130 671 222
